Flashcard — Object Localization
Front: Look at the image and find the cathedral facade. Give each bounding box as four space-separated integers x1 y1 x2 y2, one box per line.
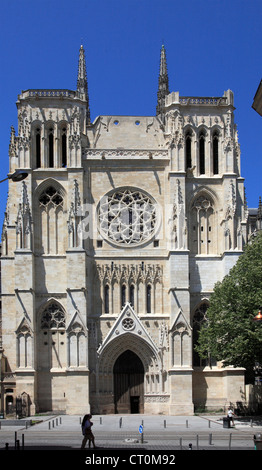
0 46 248 416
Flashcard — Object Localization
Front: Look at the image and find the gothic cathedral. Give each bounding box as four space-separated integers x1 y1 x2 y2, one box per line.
1 45 248 415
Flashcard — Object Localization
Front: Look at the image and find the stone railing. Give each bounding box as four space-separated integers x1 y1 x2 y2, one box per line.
18 89 81 99
83 149 169 159
179 96 228 106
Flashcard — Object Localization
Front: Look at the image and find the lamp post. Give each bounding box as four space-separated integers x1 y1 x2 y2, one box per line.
0 168 28 417
252 308 262 389
253 308 262 322
0 169 28 184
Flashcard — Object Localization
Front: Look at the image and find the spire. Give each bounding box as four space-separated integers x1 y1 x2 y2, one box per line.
156 45 169 121
77 45 91 124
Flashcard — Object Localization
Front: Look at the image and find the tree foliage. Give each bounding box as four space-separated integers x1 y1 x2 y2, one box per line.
196 231 262 383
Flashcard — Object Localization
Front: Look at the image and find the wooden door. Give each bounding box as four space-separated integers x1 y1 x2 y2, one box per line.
113 350 144 413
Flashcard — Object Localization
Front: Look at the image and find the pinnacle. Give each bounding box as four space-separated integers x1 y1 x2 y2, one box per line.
77 44 91 124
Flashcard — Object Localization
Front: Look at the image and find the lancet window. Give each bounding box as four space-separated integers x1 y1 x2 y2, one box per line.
17 323 33 369
193 302 216 367
36 127 41 168
97 263 163 315
146 284 152 314
61 127 67 167
199 130 205 175
38 185 65 254
40 302 66 369
190 194 215 254
185 130 192 169
212 131 219 175
32 121 68 168
48 127 54 167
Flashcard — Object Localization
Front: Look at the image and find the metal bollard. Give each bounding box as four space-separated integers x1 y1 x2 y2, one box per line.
189 443 192 450
179 437 182 450
5 443 9 450
164 419 166 428
229 433 232 450
209 433 212 445
119 417 122 428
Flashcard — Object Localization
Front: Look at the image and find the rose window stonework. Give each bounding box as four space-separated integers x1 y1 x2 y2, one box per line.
98 188 157 246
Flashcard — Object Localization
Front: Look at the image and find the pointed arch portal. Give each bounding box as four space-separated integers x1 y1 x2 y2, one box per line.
113 350 144 414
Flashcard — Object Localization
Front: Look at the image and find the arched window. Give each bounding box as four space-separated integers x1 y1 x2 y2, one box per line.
199 131 205 175
185 130 192 169
48 128 54 167
191 194 215 254
40 301 66 370
193 302 216 367
212 131 219 175
17 323 33 368
121 284 126 307
41 302 66 330
36 128 41 168
38 185 64 254
104 284 109 313
193 303 208 366
129 284 135 307
146 284 151 313
61 127 67 167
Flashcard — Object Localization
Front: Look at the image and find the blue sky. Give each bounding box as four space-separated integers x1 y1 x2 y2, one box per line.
0 0 262 229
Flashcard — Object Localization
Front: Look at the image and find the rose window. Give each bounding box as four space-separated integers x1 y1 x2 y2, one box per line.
122 317 135 330
98 188 157 245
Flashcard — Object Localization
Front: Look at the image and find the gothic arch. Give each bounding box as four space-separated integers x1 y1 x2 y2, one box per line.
34 178 66 200
37 299 67 370
38 299 66 330
188 188 218 254
31 120 43 168
98 332 160 376
16 318 34 369
97 332 164 404
192 301 211 367
67 311 88 368
58 121 68 167
34 179 66 254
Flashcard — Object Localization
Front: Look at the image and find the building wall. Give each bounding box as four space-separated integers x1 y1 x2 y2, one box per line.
0 56 248 415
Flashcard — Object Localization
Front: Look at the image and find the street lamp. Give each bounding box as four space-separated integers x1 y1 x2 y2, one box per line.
253 308 262 322
0 169 28 184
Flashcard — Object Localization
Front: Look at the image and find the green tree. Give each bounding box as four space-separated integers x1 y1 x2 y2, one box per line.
196 231 262 383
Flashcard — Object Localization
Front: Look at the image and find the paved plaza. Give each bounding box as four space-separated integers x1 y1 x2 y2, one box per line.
0 413 261 451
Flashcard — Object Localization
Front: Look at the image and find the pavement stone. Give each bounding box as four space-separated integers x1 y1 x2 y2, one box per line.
0 414 261 465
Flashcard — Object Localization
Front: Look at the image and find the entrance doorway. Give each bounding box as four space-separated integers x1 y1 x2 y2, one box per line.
113 350 144 414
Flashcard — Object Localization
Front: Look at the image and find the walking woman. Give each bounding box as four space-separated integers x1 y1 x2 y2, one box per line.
81 414 96 449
